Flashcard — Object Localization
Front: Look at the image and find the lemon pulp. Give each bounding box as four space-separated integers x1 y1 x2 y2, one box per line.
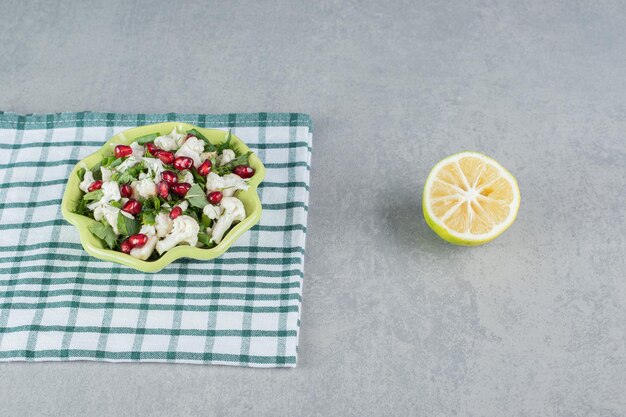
422 152 520 245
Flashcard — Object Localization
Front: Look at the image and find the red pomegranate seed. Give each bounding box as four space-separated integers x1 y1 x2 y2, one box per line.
208 191 223 205
158 182 169 199
233 165 255 179
161 170 178 184
170 182 191 196
146 142 159 156
186 134 195 139
114 145 133 158
173 156 194 171
198 159 212 176
122 199 142 215
169 206 183 219
87 180 103 192
120 183 133 198
128 233 148 247
120 239 132 254
156 150 175 165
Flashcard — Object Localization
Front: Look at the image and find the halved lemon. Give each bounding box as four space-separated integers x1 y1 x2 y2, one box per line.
422 152 520 246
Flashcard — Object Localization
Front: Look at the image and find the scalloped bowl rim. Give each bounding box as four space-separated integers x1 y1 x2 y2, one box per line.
61 122 265 273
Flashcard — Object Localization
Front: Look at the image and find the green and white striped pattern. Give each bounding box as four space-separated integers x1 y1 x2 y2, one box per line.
0 112 312 367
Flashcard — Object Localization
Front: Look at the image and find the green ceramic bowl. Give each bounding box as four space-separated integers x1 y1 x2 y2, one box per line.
61 122 265 273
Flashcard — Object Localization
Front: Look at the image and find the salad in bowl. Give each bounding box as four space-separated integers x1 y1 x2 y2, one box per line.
62 123 265 272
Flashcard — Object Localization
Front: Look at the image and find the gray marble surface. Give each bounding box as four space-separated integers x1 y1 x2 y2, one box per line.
1 1 625 416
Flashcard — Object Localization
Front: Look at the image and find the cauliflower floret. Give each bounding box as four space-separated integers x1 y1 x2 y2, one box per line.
102 181 121 201
175 136 204 168
130 225 158 260
88 182 123 234
130 142 145 159
101 167 112 182
221 173 250 197
156 215 200 254
133 178 157 199
176 201 189 212
155 212 173 238
217 149 236 166
87 181 121 211
93 204 122 234
204 172 249 197
205 172 225 193
202 203 223 220
154 128 186 151
209 197 246 244
179 170 194 185
142 157 164 180
117 155 140 172
79 170 95 193
201 151 217 162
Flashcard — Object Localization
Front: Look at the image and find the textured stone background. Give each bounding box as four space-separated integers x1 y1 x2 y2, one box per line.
1 1 625 416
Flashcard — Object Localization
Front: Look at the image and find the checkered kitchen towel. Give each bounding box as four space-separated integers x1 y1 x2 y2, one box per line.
0 111 312 367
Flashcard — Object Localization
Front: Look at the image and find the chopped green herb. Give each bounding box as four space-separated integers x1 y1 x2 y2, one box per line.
77 167 86 182
142 211 156 225
83 189 104 202
197 232 214 247
191 169 207 187
92 159 103 171
217 130 232 153
114 162 144 184
201 213 212 228
75 198 90 216
215 151 252 175
101 155 115 167
143 196 161 212
135 133 159 144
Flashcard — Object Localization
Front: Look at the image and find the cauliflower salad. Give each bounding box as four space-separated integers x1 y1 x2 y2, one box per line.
75 128 255 260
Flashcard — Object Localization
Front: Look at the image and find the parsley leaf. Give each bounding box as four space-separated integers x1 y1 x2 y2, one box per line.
77 167 86 181
101 155 122 168
83 189 104 202
114 162 144 184
91 166 102 181
117 213 140 237
75 198 90 216
152 196 161 211
143 196 161 212
185 183 208 209
88 221 117 249
142 211 156 225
